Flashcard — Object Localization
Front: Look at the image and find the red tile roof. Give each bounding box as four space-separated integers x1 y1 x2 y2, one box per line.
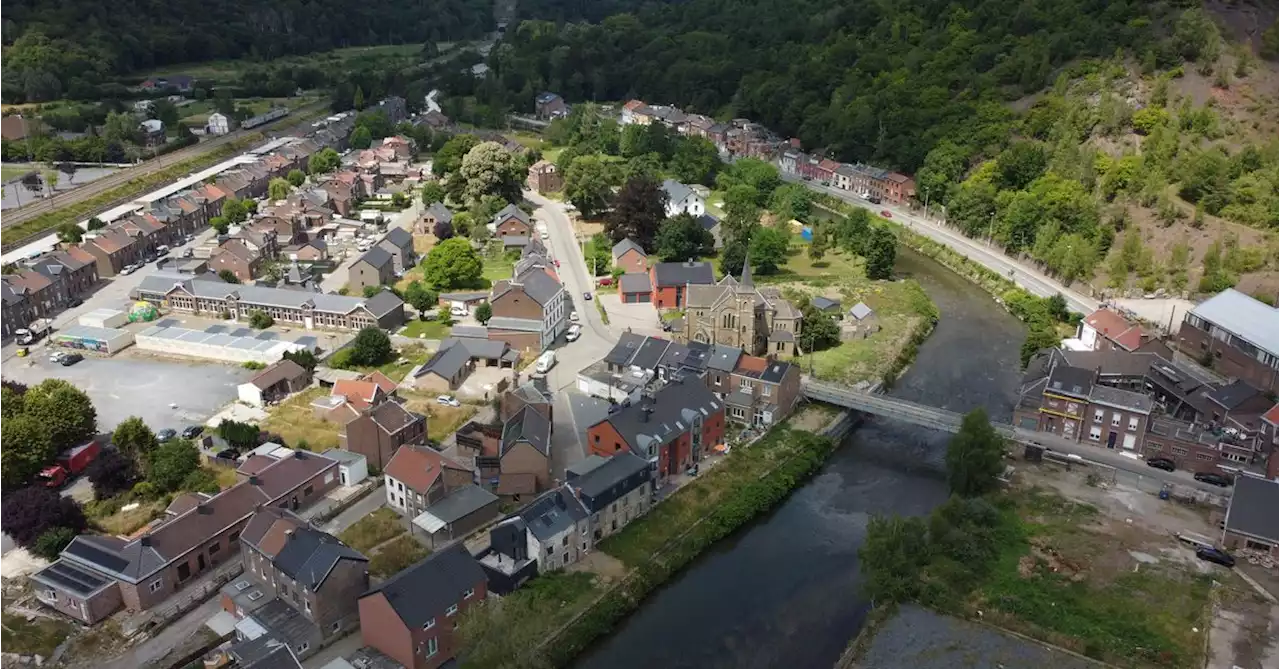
735 354 768 374
66 246 97 266
331 380 383 411
1264 404 1278 428
1084 308 1143 351
384 446 467 495
362 371 398 396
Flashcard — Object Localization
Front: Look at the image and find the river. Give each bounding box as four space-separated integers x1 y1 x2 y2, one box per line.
572 247 1028 669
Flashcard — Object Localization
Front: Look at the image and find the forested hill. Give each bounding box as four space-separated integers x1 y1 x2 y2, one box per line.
0 0 493 102
499 0 1178 171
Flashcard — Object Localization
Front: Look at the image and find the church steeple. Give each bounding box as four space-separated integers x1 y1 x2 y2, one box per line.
738 256 753 292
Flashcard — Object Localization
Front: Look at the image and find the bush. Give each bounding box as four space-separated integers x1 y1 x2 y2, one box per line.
32 527 78 560
328 348 355 369
248 310 274 329
242 361 266 370
132 481 159 499
180 469 221 494
349 327 393 366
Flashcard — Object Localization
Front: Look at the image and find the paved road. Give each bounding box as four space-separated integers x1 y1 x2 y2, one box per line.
3 101 328 231
785 174 1098 314
526 190 617 478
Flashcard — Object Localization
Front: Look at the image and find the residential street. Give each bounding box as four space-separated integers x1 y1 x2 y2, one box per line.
318 199 423 292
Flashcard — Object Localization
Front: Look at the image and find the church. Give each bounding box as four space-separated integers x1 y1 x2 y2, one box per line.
680 259 803 357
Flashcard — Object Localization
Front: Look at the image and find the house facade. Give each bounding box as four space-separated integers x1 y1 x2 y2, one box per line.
348 247 395 294
384 445 473 519
661 180 705 218
488 268 567 351
1176 289 1278 393
649 261 714 310
586 376 725 482
492 204 532 238
527 160 563 193
611 238 648 275
341 400 428 472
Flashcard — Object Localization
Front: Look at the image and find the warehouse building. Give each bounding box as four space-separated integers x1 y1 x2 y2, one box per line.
135 324 319 364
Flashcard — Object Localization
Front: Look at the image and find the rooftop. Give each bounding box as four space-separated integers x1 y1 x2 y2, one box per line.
1224 474 1278 544
589 376 722 457
1189 289 1279 357
651 261 714 288
360 544 485 628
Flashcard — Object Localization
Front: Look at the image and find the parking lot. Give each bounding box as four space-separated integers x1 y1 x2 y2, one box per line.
4 352 253 434
599 293 665 336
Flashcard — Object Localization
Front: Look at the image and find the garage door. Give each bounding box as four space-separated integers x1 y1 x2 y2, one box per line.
624 293 639 303
637 293 651 303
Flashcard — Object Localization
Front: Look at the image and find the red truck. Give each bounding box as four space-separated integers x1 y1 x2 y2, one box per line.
39 440 102 488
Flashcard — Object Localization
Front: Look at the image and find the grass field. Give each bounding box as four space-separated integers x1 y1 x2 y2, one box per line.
399 319 452 340
339 507 406 553
260 387 341 451
399 391 478 443
1 165 34 181
1 612 73 658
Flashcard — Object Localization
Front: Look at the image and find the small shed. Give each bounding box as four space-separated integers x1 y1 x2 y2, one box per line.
322 449 369 486
811 297 841 314
842 302 880 340
52 325 135 354
412 484 500 548
78 308 129 329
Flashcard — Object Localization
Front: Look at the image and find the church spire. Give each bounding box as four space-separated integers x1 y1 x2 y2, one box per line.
739 255 753 291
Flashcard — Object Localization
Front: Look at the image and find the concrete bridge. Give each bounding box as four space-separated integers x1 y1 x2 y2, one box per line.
799 377 1232 496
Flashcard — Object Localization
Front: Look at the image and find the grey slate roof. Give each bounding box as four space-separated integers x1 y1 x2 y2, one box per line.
1206 379 1263 411
492 204 530 227
382 226 413 248
630 336 673 370
363 289 405 318
696 214 719 231
423 485 498 524
707 344 743 372
415 344 471 379
424 202 453 223
848 302 874 320
590 376 722 456
661 179 694 204
519 487 588 542
446 335 510 360
501 235 530 248
1225 474 1278 543
514 269 563 307
271 527 367 591
1190 288 1279 357
612 238 645 259
651 261 714 287
760 360 795 384
1088 385 1154 415
605 332 647 366
812 296 840 311
1046 364 1095 399
619 272 651 294
502 406 551 457
485 316 542 332
565 455 609 479
569 451 650 500
355 246 393 269
362 544 485 628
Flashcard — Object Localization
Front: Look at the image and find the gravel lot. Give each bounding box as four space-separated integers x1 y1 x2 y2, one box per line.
859 606 1103 669
4 352 253 433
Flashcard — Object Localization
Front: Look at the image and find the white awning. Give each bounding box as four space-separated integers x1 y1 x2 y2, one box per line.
412 509 447 534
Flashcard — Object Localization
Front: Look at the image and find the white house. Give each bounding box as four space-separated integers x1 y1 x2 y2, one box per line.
661 179 705 218
576 362 651 404
322 449 369 486
206 112 232 136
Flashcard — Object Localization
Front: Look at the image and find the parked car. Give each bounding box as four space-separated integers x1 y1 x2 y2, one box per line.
1145 457 1176 472
450 306 469 317
1195 546 1236 568
540 231 550 240
181 425 205 439
67 297 83 308
121 264 140 275
436 395 461 408
157 428 177 442
583 291 593 301
569 311 579 322
49 350 66 363
59 352 84 366
215 449 241 461
566 324 581 342
879 210 892 218
597 277 613 286
1194 471 1233 487
155 245 170 257
554 259 561 267
182 248 195 258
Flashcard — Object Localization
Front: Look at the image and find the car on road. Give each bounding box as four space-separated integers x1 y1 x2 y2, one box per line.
155 245 170 257
1195 546 1236 568
879 210 892 218
1145 457 1176 472
157 428 177 442
1194 471 1233 487
49 350 66 363
554 259 561 267
121 264 140 275
540 231 550 240
566 324 581 341
436 395 461 407
181 425 205 439
569 311 579 322
583 291 593 301
182 248 195 258
59 352 84 366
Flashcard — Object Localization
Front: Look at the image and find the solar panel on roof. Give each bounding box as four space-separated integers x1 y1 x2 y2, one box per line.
64 541 129 573
229 328 252 337
204 325 228 334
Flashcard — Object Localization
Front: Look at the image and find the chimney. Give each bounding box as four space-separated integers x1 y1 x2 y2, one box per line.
249 475 261 486
640 406 654 423
140 536 152 547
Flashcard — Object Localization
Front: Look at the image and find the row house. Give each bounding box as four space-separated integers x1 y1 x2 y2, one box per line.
1176 289 1278 394
1 248 100 336
82 228 144 277
587 375 725 482
31 451 339 624
2 277 37 338
703 347 803 428
209 239 265 283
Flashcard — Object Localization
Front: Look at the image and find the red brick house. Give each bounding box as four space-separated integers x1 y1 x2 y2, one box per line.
491 204 532 238
209 239 263 283
30 451 339 624
82 229 141 277
649 261 714 310
1176 289 1278 394
586 376 724 482
358 544 487 669
884 172 916 206
612 238 648 275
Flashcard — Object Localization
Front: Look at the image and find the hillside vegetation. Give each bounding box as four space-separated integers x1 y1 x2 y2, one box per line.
477 0 1276 298
0 0 493 103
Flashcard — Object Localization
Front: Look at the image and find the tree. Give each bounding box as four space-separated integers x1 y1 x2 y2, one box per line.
57 222 83 244
475 302 493 325
0 486 86 547
351 126 373 150
147 440 200 492
24 379 96 453
994 141 1049 191
217 419 261 449
222 198 248 224
799 306 840 353
605 176 667 251
421 181 447 205
349 327 393 366
807 228 829 261
835 209 872 255
434 134 481 176
1 385 25 420
767 183 812 222
209 216 229 235
422 237 484 289
748 227 789 274
86 217 106 231
721 184 762 245
655 213 715 262
1020 325 1061 368
404 280 439 314
716 158 779 202
282 349 319 374
248 310 274 329
433 219 455 240
308 148 341 175
859 515 930 603
218 269 241 284
268 177 291 201
363 285 384 298
864 227 897 280
1 415 55 489
945 408 1006 497
113 416 159 465
564 153 618 218
718 240 748 278
287 169 306 187
353 85 366 111
668 136 720 185
459 141 522 205
33 527 78 560
102 111 138 144
86 449 137 499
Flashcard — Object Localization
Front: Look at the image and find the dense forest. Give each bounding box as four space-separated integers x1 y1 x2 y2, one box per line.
0 0 493 103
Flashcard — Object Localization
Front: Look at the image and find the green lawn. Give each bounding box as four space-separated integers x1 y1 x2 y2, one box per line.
482 254 515 283
338 508 406 553
400 319 452 340
260 387 342 451
1 165 34 181
367 344 434 381
1 612 72 658
369 534 432 577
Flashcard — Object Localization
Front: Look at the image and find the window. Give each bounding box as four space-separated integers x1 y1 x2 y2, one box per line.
1093 409 1104 422
1111 413 1121 427
761 384 771 397
1196 453 1214 461
426 637 439 658
229 531 240 544
464 588 475 599
304 485 314 497
562 536 568 547
1088 426 1101 441
1172 447 1188 456
209 541 221 555
1128 417 1139 431
593 435 600 443
423 618 436 630
446 604 459 616
304 600 312 613
296 643 309 653
177 563 191 581
331 622 341 633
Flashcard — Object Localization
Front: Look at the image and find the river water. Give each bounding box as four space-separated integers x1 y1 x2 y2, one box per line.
572 247 1028 669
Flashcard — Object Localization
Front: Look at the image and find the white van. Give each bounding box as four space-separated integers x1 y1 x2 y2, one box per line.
535 350 556 373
